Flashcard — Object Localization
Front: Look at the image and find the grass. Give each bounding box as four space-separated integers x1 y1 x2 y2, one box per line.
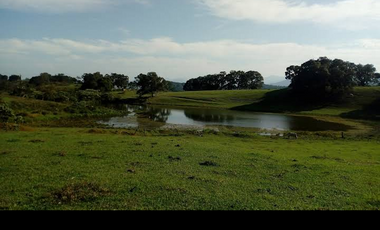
1 88 380 210
0 127 379 210
144 87 380 119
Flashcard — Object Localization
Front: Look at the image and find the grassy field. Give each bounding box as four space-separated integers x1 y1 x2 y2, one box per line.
0 127 379 210
1 88 380 210
143 87 380 119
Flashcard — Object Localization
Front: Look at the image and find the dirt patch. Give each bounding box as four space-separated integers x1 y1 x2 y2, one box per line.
88 129 107 134
29 139 45 143
51 182 110 204
199 161 218 167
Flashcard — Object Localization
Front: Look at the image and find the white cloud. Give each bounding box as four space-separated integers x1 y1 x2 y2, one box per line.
0 0 149 13
0 37 379 81
197 0 380 29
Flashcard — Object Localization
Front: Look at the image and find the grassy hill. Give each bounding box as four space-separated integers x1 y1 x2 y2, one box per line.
145 87 380 119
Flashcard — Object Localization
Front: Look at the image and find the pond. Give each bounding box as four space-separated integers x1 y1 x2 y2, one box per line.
99 105 353 131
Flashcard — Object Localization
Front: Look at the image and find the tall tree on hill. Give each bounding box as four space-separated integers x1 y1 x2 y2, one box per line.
0 74 8 90
135 72 168 97
285 57 358 100
355 64 377 86
184 70 264 91
9 75 21 82
107 73 129 90
239 71 264 89
29 73 51 86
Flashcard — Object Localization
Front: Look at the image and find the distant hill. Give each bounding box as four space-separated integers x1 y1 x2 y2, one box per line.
168 81 185 92
264 76 291 87
271 80 291 87
262 84 287 90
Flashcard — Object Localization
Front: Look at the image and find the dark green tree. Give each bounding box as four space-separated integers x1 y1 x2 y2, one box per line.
9 75 21 82
239 71 264 89
355 64 377 86
107 73 129 90
285 57 357 100
51 73 78 84
29 72 51 86
0 74 8 91
0 103 15 123
135 72 168 97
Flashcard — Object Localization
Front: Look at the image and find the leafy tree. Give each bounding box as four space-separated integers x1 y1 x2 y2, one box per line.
0 74 8 91
29 72 51 86
51 73 78 84
107 73 129 90
355 64 377 86
0 103 15 123
80 72 114 92
285 57 357 100
239 71 264 89
81 72 102 90
184 70 263 91
135 72 168 97
9 75 21 82
376 73 380 86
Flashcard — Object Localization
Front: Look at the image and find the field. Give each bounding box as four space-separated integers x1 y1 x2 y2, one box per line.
145 87 380 119
0 127 379 210
1 88 380 210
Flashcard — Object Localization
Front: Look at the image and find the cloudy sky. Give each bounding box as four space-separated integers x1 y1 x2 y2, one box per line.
0 0 379 82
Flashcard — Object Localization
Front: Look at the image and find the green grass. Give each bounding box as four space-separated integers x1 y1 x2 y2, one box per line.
145 87 380 119
0 128 379 210
148 89 268 109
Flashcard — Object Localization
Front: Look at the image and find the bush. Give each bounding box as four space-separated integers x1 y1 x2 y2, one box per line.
0 103 15 123
76 90 102 103
65 101 96 114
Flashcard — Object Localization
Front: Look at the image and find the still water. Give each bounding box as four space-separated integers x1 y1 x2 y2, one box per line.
99 105 352 131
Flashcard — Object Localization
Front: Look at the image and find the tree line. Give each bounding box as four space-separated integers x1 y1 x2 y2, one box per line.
183 70 264 91
286 57 380 100
0 71 170 100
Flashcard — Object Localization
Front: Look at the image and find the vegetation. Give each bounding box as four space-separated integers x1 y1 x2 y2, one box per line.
1 61 380 210
135 72 169 97
184 70 264 91
0 127 379 210
286 57 378 100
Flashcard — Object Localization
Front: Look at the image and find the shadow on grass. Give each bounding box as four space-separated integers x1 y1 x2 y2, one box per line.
114 96 149 105
342 98 380 120
232 88 328 113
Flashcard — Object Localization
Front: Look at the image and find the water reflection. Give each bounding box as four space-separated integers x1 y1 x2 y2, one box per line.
99 105 352 131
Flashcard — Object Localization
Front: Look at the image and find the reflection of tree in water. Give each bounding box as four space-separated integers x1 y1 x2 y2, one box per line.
184 110 235 123
144 107 171 122
136 107 171 129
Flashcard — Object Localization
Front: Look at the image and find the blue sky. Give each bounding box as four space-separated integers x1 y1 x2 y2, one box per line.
0 0 379 82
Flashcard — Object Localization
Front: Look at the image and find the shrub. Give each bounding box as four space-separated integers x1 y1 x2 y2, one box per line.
0 103 15 123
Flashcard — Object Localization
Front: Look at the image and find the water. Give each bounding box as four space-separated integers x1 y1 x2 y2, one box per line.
99 105 352 131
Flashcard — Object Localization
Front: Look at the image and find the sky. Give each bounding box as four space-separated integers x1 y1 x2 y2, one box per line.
0 0 380 83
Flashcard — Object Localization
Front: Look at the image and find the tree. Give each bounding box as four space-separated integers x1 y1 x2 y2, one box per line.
184 70 264 91
355 64 377 86
80 72 116 92
9 75 21 82
51 73 78 84
239 71 264 89
285 57 357 100
29 72 51 86
107 73 129 90
135 72 168 97
0 74 8 91
376 73 380 86
0 103 15 123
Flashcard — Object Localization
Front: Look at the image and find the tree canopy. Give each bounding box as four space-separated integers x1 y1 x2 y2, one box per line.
184 70 264 91
285 57 378 100
135 72 168 97
355 64 377 86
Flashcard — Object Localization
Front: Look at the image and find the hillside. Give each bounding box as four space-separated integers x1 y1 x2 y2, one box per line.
147 87 380 119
